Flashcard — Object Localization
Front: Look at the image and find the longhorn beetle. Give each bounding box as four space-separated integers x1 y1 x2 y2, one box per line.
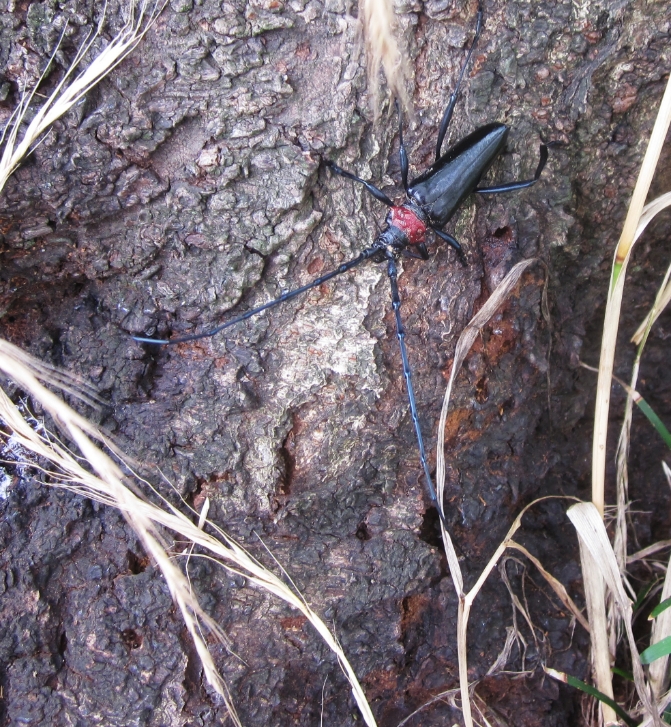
134 4 554 526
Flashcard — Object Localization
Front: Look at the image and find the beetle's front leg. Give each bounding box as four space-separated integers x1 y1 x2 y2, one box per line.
403 243 429 261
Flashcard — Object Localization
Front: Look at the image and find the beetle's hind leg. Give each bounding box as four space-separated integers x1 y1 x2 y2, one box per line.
435 2 484 161
323 159 394 206
474 143 550 194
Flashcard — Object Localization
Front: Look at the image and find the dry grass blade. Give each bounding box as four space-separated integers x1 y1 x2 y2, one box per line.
0 340 377 727
568 502 660 726
627 540 671 565
614 252 671 580
592 73 671 516
507 541 590 632
585 71 671 727
449 496 575 727
0 348 242 726
647 543 671 698
631 195 671 344
0 0 166 195
431 258 549 727
577 536 616 724
436 257 540 506
0 340 103 407
358 0 410 118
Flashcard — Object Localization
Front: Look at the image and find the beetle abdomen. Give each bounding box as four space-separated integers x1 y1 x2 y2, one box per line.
408 123 509 227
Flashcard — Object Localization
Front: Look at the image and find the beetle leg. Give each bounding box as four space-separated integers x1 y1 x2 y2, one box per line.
396 100 409 191
432 227 467 266
387 256 446 526
323 159 394 206
416 242 429 260
474 143 549 194
403 243 429 260
435 2 484 162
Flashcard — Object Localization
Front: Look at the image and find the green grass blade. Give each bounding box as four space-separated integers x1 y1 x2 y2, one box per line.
640 635 671 664
611 666 634 682
634 580 657 612
650 596 671 620
546 668 636 727
635 397 671 449
564 674 636 726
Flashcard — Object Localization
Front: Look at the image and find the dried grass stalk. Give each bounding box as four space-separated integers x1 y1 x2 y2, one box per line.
648 553 671 699
568 502 659 727
627 540 671 565
507 541 590 632
0 0 166 195
359 0 411 118
577 537 617 725
587 75 671 726
0 339 377 727
614 260 671 578
591 74 671 516
432 258 553 727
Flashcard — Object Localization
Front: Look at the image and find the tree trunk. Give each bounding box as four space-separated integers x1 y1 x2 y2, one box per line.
0 0 669 724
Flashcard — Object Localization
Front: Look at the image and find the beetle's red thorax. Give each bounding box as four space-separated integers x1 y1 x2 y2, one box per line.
389 205 427 245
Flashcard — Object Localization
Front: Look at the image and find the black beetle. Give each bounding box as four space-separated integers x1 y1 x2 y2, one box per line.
134 3 554 524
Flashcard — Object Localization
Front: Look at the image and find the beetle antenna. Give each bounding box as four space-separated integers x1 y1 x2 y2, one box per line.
395 99 409 191
134 247 380 345
387 255 447 526
435 2 485 161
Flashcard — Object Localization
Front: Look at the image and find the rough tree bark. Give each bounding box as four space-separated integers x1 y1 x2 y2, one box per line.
0 0 670 725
